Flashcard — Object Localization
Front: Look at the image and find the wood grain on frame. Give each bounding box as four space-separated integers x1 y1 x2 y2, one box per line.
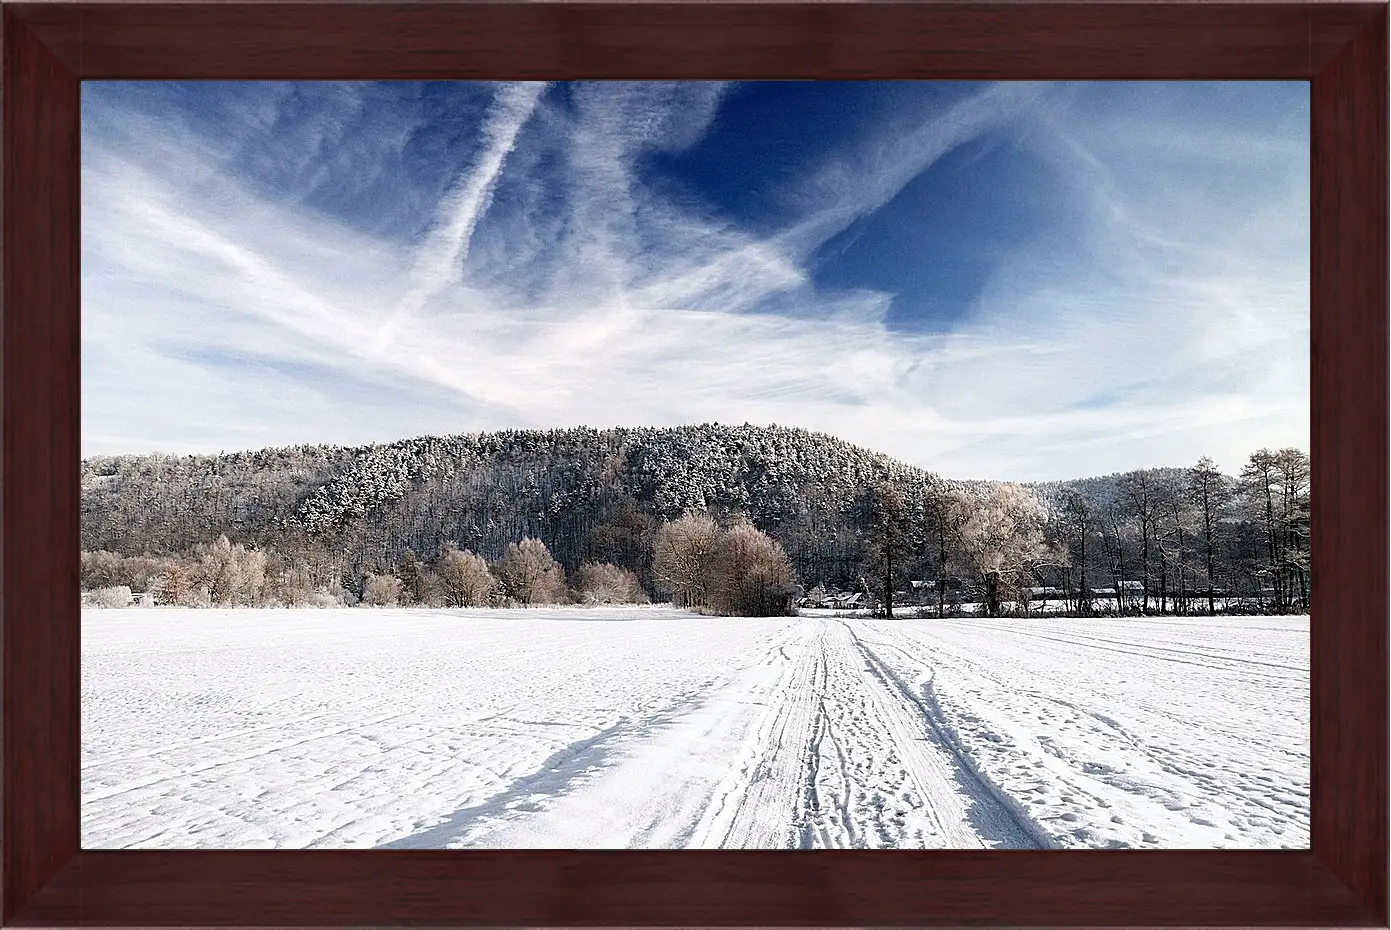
5 2 1388 79
2 6 82 924
1310 3 1389 920
2 2 1386 927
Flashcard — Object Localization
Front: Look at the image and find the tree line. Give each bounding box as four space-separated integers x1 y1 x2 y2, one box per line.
858 447 1310 618
80 425 1309 618
82 514 801 616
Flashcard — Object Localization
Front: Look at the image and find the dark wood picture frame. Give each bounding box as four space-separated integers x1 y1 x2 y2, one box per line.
3 1 1386 926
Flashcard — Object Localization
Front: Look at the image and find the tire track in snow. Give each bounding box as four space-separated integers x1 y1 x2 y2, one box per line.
796 644 832 847
837 623 1049 849
691 624 824 848
789 621 1036 848
83 710 416 803
447 626 812 848
83 707 350 770
960 623 1299 680
859 626 1298 850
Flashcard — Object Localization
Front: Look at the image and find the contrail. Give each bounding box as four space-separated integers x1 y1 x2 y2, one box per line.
381 81 549 340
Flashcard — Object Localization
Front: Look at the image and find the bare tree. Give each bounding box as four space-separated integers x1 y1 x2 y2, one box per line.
1187 456 1231 614
436 545 498 607
413 569 448 608
1241 449 1282 608
863 480 915 618
576 562 649 605
85 586 135 608
494 538 568 606
362 572 404 607
193 535 267 606
1275 448 1311 610
396 549 425 606
956 483 1057 617
1154 473 1197 614
268 561 315 607
1060 487 1095 614
919 481 971 617
1117 471 1162 612
706 521 799 616
652 512 721 608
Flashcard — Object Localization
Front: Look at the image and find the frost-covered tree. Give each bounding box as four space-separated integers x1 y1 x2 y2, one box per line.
1187 456 1232 615
80 550 125 590
436 545 498 607
1275 448 1311 611
705 521 799 617
861 480 916 619
1153 472 1197 614
85 585 134 608
576 562 649 605
956 483 1057 617
1059 486 1095 614
1117 470 1164 612
494 538 568 606
152 562 197 607
268 562 315 607
1226 447 1311 612
80 550 174 593
80 424 962 592
362 572 404 607
923 481 970 617
78 426 1310 617
193 535 267 607
652 512 720 608
1241 449 1280 593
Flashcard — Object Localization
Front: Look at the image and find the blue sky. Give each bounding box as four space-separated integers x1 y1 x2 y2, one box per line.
82 81 1309 481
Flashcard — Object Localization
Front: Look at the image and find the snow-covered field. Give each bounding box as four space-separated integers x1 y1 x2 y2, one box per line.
82 607 1308 850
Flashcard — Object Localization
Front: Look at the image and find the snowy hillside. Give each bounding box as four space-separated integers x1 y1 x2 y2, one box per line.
81 424 951 589
82 608 1308 850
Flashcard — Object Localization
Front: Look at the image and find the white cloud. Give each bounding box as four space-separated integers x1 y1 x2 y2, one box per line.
82 82 1308 482
384 82 549 339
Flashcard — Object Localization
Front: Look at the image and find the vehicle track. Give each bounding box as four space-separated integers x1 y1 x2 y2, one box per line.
832 622 1045 849
698 625 825 848
959 622 1300 678
708 619 1036 849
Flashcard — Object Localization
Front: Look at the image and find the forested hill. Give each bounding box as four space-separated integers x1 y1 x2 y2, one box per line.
81 423 951 587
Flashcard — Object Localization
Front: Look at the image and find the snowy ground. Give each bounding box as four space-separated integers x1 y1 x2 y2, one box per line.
82 607 1308 850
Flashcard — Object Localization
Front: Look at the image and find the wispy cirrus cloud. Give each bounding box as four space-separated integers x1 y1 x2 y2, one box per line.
385 82 550 339
82 80 1308 481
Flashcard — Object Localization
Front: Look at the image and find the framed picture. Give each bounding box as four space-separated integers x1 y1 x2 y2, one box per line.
4 1 1386 927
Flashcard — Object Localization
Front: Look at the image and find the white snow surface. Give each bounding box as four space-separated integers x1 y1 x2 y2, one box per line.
83 608 1308 850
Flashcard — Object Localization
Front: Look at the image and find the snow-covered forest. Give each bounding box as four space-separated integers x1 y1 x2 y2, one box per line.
80 424 1311 617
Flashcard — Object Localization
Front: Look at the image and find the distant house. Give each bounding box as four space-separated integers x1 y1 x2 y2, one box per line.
1024 586 1062 599
798 590 878 611
1089 581 1145 599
